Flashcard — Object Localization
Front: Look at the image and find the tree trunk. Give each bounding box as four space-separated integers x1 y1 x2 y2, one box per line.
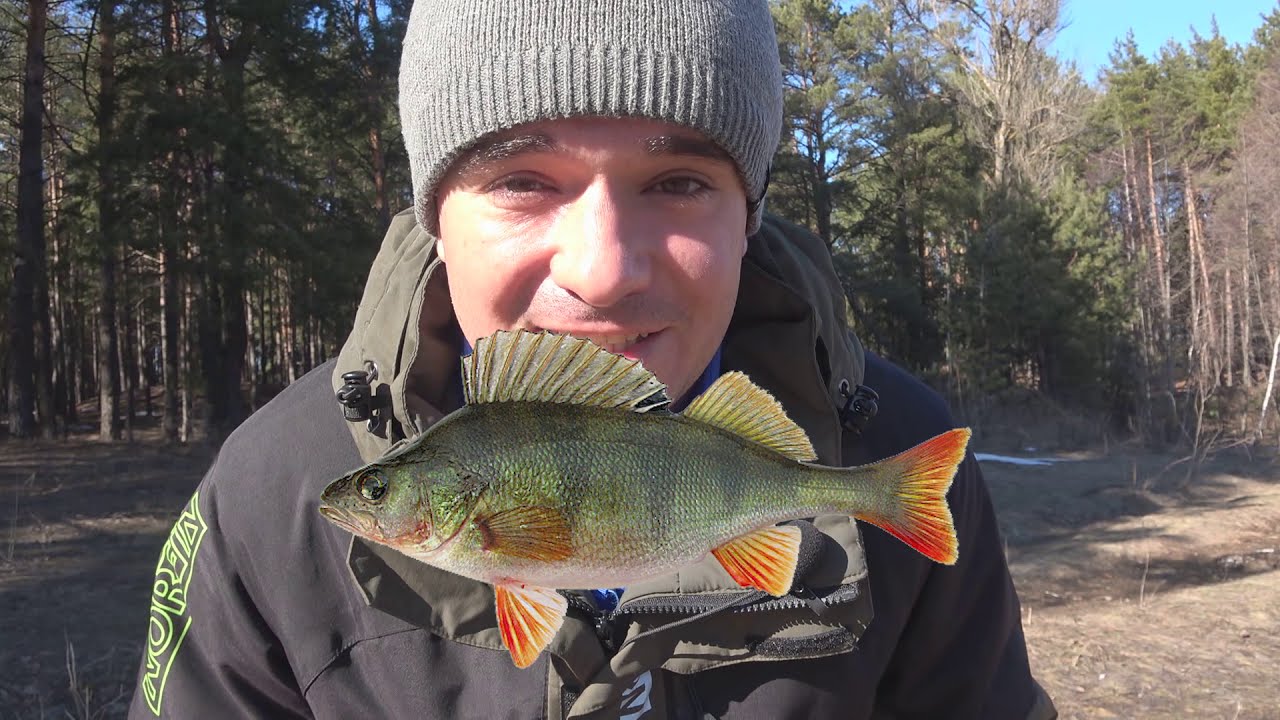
1185 168 1215 386
221 274 249 427
1145 133 1172 432
48 166 72 429
1241 268 1253 390
363 0 390 229
160 0 187 443
8 0 51 439
120 252 136 443
246 284 259 409
201 0 255 436
1224 268 1234 388
162 247 181 441
180 252 194 443
97 0 121 441
1240 128 1259 389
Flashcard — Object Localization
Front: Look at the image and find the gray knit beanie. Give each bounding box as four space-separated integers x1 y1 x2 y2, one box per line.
399 0 784 235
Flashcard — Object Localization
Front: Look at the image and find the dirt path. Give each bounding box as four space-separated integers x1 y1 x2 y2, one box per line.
1 432 1277 719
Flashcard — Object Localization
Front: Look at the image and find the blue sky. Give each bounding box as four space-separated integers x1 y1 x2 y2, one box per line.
1054 0 1278 82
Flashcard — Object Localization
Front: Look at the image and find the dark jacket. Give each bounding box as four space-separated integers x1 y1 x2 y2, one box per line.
129 211 1056 719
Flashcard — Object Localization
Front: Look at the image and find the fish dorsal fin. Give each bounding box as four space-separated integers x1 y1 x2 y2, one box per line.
682 372 817 462
462 330 669 412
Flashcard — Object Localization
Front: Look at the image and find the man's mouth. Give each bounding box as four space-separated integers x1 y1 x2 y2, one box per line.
531 327 662 357
590 331 651 354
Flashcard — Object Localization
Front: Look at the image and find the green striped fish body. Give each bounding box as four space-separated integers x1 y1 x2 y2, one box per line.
414 401 889 589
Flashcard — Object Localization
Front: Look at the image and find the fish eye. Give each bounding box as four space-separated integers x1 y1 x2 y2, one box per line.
357 470 388 502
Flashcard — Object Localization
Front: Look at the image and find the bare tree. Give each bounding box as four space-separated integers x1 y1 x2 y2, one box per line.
905 0 1089 191
1206 53 1280 442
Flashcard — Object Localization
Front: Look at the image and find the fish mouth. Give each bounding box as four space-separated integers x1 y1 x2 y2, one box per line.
319 504 380 539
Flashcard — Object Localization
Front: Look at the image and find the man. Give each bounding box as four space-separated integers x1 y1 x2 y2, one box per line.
130 0 1057 717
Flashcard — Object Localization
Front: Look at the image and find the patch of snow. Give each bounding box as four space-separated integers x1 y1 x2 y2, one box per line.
974 453 1072 466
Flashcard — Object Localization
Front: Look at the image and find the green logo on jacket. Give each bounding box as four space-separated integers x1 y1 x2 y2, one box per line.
142 491 208 716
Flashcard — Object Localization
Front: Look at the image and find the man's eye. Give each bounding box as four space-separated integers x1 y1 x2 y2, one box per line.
652 177 710 196
489 175 550 195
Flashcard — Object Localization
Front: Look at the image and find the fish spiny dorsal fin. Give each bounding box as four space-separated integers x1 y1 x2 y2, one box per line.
462 330 670 412
682 372 817 462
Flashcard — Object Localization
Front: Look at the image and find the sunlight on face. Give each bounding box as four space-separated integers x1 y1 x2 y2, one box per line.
435 117 750 403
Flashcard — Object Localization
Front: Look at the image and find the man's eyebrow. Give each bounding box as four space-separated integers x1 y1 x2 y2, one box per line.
644 135 734 164
452 133 558 175
449 132 734 179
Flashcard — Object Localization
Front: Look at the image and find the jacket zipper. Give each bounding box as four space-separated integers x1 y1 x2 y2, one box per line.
564 581 861 651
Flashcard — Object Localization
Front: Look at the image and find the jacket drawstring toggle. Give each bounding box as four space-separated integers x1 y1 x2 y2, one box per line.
337 361 392 434
838 380 878 437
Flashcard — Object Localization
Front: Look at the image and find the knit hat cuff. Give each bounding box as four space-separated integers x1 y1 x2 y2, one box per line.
401 44 775 235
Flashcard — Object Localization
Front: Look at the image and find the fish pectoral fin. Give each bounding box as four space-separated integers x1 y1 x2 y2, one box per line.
681 372 816 462
473 505 573 561
711 525 802 597
494 583 568 668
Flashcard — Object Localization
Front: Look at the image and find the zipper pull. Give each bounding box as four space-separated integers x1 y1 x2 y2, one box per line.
793 584 828 616
594 613 619 652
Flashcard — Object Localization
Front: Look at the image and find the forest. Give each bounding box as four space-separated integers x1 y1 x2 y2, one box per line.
3 0 1280 450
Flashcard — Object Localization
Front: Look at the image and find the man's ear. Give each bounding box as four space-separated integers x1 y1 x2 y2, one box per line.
433 192 447 262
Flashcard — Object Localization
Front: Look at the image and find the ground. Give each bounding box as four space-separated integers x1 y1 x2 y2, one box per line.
992 447 1280 720
0 426 1277 719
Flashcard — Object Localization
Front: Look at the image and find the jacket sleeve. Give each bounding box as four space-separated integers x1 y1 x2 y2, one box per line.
868 453 1057 720
127 460 312 719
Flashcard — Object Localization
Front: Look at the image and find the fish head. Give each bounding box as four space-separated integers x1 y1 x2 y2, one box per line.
319 454 482 554
319 462 437 548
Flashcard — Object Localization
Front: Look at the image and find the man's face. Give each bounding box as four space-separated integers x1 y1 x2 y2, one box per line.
435 116 749 403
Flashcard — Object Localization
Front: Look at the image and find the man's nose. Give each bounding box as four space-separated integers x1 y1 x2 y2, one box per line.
548 181 651 307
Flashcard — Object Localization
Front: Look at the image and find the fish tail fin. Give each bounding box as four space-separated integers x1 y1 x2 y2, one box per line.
858 427 969 565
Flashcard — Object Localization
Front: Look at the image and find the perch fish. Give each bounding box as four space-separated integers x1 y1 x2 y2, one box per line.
319 329 969 668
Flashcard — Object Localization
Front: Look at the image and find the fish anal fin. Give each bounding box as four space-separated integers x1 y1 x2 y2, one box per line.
463 330 669 412
711 525 802 597
473 505 574 561
494 583 567 668
683 372 816 462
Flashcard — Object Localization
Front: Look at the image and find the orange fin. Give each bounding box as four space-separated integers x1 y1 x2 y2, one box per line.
862 427 969 565
494 583 567 668
710 525 802 597
474 506 573 561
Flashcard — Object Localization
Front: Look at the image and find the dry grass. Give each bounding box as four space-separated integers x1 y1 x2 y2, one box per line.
64 635 129 720
0 433 211 720
984 446 1280 719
